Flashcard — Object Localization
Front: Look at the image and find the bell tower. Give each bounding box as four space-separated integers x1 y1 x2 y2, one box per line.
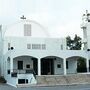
81 10 90 50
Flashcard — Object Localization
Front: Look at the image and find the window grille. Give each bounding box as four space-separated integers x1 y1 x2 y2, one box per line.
24 24 31 36
42 44 46 50
27 44 46 50
27 44 31 49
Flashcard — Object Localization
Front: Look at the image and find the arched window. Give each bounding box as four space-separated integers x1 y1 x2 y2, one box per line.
7 57 10 74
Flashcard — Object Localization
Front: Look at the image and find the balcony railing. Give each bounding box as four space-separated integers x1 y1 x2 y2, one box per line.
9 69 36 78
12 69 36 74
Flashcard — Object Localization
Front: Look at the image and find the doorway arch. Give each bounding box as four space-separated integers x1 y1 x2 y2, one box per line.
41 56 63 75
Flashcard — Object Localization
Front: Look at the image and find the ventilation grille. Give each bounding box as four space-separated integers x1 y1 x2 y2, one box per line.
24 24 31 36
27 44 46 50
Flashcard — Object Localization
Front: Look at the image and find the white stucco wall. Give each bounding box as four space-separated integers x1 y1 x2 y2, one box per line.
66 58 77 74
3 37 66 55
5 73 37 87
54 58 64 75
4 20 49 38
54 58 77 75
18 74 37 84
5 74 17 87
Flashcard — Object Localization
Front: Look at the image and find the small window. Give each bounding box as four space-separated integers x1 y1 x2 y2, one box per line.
27 44 31 49
24 24 31 36
26 64 30 68
26 79 28 83
11 72 17 77
37 44 41 49
42 44 46 50
61 44 63 50
32 44 41 49
66 61 68 69
30 44 46 50
18 79 25 84
7 57 10 61
7 70 10 74
8 43 10 50
32 44 35 49
57 64 61 68
88 20 90 22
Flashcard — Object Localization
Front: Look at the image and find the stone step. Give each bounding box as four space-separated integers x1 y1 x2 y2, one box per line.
36 74 90 85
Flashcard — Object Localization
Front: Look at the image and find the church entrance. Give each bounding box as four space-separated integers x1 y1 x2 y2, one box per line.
41 58 54 75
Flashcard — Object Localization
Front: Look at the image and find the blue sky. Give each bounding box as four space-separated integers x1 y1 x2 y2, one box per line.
0 0 90 38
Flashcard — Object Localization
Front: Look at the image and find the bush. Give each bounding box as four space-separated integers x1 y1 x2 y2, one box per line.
0 76 7 83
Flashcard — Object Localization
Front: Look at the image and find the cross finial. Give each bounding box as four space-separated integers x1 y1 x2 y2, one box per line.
20 15 26 20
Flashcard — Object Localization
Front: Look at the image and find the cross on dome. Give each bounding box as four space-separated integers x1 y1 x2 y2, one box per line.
20 15 26 20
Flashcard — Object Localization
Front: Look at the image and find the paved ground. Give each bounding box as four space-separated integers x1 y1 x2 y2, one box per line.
0 84 90 90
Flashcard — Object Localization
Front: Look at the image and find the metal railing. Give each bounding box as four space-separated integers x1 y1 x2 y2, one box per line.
12 69 36 74
9 69 36 79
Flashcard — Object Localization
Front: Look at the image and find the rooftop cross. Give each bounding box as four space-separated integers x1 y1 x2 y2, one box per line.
20 15 26 20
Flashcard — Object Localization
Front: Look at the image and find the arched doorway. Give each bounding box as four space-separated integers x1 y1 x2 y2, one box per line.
66 56 87 74
13 55 38 75
41 56 63 75
7 57 10 74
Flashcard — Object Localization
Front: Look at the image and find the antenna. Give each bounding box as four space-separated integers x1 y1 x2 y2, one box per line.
20 15 26 20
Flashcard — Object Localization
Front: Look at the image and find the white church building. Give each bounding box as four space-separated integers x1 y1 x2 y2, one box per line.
0 11 90 86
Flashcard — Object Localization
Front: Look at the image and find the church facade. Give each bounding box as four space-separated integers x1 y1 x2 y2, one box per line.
0 12 90 87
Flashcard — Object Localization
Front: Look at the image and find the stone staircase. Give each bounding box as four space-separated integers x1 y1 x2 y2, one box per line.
36 74 90 86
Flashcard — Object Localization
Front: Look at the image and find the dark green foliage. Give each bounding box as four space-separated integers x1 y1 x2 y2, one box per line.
66 34 82 50
66 36 73 50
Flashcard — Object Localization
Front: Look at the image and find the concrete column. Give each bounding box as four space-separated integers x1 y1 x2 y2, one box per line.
38 59 41 76
86 58 89 72
63 58 66 75
10 57 13 72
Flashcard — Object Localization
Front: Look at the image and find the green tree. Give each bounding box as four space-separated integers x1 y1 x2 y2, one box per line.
66 34 82 50
66 36 73 50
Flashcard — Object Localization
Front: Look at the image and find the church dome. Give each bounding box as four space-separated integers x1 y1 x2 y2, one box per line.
4 19 49 38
